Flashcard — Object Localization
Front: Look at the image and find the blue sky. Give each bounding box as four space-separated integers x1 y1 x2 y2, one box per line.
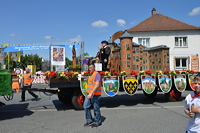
1 0 200 61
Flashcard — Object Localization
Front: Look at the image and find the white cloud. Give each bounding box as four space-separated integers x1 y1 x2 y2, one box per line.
9 33 15 36
44 36 55 40
189 7 200 16
68 35 82 43
116 19 126 26
91 20 108 28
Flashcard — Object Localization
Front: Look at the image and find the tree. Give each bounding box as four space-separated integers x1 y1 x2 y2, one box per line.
65 57 72 68
20 54 42 70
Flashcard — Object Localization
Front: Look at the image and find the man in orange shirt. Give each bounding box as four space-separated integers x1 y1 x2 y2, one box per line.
83 64 102 127
19 68 38 102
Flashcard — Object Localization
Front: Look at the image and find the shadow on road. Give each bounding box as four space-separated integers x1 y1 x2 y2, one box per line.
51 91 186 110
52 100 74 111
0 103 34 121
100 92 185 108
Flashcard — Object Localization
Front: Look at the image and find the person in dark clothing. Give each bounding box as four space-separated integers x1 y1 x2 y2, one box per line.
100 40 110 71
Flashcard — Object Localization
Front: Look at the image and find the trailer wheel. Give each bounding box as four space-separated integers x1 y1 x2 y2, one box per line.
72 89 85 110
165 87 182 101
143 86 158 98
58 92 71 103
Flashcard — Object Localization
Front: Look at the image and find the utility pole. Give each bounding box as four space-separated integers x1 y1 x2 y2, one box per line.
50 36 54 71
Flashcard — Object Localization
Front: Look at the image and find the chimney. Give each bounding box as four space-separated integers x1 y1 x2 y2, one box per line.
151 8 156 15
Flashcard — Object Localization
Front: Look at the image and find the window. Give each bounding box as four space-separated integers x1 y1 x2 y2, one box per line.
127 61 130 67
132 56 135 61
175 58 188 70
133 65 136 70
127 53 130 58
156 65 158 69
136 48 139 53
126 44 130 49
138 38 150 47
175 37 187 47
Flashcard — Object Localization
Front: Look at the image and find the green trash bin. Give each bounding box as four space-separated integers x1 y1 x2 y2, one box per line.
0 69 12 96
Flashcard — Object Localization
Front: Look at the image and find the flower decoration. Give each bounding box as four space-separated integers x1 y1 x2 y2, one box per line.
82 71 90 76
105 71 111 76
113 71 120 76
175 70 180 74
156 70 162 76
170 70 176 76
180 69 186 74
72 71 79 78
139 71 144 75
131 71 138 76
99 71 105 76
120 71 126 76
145 70 152 75
45 71 58 78
45 71 79 80
186 69 195 74
163 70 170 74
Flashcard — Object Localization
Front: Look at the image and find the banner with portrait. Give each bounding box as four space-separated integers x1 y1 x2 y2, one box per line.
51 46 65 65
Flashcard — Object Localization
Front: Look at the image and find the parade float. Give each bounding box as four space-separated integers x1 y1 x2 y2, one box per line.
44 68 195 110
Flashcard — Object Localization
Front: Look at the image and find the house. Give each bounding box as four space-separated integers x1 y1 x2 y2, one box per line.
108 31 170 74
127 8 200 72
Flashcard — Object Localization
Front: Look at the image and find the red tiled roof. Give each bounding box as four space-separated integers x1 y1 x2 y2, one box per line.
127 13 200 32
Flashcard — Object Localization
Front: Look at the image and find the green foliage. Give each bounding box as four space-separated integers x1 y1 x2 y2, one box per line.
65 57 72 68
20 54 42 70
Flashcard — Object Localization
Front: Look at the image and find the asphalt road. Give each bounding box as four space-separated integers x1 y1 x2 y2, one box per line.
0 84 192 133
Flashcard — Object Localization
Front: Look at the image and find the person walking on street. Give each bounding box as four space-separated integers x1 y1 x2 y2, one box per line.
83 64 102 127
19 68 38 102
184 73 200 132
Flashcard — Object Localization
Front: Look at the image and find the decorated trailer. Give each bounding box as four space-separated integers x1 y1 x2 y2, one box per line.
44 69 196 110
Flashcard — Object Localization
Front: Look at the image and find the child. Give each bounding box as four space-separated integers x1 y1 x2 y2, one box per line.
184 73 200 132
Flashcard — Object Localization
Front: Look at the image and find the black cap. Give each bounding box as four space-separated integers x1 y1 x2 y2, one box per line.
101 40 108 45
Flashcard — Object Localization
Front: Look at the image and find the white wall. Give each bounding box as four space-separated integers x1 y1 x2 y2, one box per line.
130 30 200 70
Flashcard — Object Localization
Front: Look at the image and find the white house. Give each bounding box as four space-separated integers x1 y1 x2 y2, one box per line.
127 8 200 71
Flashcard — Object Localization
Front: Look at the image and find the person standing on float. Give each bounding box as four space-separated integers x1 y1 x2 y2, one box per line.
100 40 110 71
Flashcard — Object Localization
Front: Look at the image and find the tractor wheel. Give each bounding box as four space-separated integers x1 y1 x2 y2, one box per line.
58 92 71 103
72 89 85 110
165 87 182 101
